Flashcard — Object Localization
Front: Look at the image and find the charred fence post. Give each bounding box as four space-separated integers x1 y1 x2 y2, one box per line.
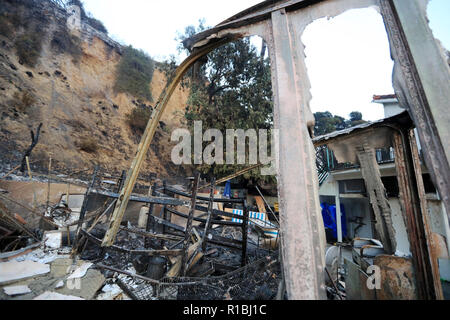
97 170 126 259
161 180 168 248
181 173 200 276
145 182 158 248
117 170 127 192
71 165 99 255
241 199 249 267
202 178 216 252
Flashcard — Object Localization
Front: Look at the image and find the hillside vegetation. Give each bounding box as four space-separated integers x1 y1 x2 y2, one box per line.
0 0 189 182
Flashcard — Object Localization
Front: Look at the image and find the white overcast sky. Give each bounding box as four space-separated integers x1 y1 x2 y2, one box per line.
82 0 450 122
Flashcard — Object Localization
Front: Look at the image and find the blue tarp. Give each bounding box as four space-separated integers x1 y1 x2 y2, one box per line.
321 203 347 240
223 180 231 198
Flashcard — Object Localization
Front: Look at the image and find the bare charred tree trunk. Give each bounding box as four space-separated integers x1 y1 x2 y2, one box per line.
20 123 43 173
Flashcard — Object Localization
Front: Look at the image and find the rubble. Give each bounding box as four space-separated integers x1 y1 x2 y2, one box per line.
0 164 281 300
33 291 84 300
3 285 32 296
0 260 50 284
0 0 446 301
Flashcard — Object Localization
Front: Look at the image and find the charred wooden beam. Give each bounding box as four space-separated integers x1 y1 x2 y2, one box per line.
90 189 188 206
72 166 98 254
202 178 216 252
145 182 158 248
181 173 200 276
161 180 168 247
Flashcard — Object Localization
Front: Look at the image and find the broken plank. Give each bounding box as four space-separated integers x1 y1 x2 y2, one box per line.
181 173 200 276
255 196 267 214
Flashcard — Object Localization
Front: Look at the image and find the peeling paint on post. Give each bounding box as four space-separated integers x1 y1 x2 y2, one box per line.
269 8 326 300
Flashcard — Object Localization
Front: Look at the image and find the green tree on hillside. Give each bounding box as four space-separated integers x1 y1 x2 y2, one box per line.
314 111 368 136
179 22 273 184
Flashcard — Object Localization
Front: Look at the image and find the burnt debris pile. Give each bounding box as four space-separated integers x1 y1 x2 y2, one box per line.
0 165 281 300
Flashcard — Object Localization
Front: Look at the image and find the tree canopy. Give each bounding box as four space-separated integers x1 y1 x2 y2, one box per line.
178 22 273 184
177 21 367 184
314 111 368 136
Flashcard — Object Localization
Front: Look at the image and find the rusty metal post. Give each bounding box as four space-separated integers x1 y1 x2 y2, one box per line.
181 173 200 276
269 8 326 299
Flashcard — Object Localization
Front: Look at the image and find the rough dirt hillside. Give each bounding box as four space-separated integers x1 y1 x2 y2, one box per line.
0 0 190 181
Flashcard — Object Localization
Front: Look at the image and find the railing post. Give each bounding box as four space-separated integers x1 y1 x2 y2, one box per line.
241 199 249 267
202 178 216 252
181 173 200 276
161 180 168 248
145 182 158 248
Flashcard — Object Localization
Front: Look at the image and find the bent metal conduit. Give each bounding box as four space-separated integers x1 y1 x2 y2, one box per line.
101 37 236 247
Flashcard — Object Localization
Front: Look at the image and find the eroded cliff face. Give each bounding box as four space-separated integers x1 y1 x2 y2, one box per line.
0 1 189 180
